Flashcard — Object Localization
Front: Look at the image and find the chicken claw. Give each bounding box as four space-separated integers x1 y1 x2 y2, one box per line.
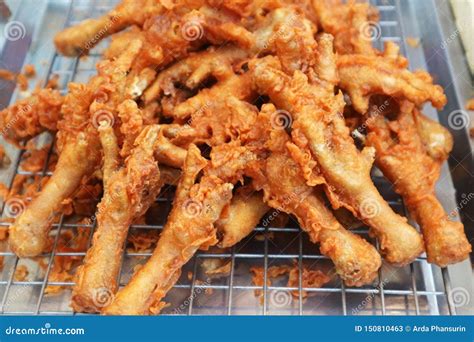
103 145 233 315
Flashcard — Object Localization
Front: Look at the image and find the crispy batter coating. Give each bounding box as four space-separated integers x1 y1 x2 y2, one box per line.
173 72 254 121
1 0 468 316
366 102 471 266
143 46 248 104
250 36 424 265
253 6 317 73
0 89 63 146
103 145 233 315
312 0 379 55
337 49 447 114
154 128 188 168
54 0 163 56
0 145 9 167
9 41 142 258
414 112 453 162
9 132 94 257
72 125 162 313
255 105 381 286
216 187 269 248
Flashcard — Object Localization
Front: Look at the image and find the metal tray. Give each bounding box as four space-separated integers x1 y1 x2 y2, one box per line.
0 0 472 316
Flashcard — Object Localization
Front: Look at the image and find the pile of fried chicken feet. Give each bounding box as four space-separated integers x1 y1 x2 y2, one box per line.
1 0 471 315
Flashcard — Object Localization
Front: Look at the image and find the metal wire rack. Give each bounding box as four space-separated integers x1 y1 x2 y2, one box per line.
0 0 465 316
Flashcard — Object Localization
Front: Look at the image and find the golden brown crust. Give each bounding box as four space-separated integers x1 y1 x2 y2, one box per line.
366 103 471 267
250 38 424 266
0 89 63 146
337 53 447 114
0 0 467 316
72 125 162 313
54 0 163 56
216 187 269 248
254 105 381 285
9 133 95 257
103 145 233 315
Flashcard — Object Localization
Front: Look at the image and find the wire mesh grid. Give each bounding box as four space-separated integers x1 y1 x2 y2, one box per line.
0 0 459 316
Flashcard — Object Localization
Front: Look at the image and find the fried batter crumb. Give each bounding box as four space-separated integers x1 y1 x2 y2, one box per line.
149 301 169 315
466 98 474 110
45 74 59 89
14 265 29 281
406 37 420 48
0 182 8 200
20 145 52 172
0 69 16 82
39 223 90 295
127 229 160 252
0 145 10 167
254 232 275 241
287 268 331 298
250 263 331 303
23 64 36 78
202 258 231 278
0 227 8 241
0 69 28 90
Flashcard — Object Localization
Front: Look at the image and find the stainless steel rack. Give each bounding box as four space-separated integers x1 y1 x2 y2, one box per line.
0 0 472 316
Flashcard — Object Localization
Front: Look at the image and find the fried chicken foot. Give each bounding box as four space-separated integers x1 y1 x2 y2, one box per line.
337 51 447 114
257 107 381 285
143 46 248 105
54 0 163 56
312 0 379 55
250 37 424 265
103 145 233 315
414 112 454 161
9 41 143 258
154 129 187 168
216 187 269 248
8 79 98 257
72 125 162 313
366 103 471 267
172 72 254 121
9 132 96 257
